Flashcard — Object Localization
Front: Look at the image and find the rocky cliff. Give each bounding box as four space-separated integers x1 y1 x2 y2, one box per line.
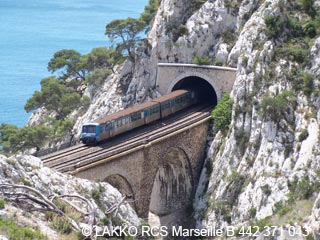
0 155 140 239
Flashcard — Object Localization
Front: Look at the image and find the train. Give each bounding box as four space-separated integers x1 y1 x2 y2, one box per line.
80 89 198 145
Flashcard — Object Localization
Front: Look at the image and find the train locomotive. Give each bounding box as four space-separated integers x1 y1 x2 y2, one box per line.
80 89 197 145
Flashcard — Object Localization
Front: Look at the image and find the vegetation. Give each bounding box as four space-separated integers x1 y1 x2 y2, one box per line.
0 124 51 155
0 199 5 209
139 0 159 30
0 217 47 240
25 77 86 120
48 49 90 82
288 176 320 200
105 17 146 59
211 94 233 131
261 90 296 122
298 129 309 142
193 54 211 65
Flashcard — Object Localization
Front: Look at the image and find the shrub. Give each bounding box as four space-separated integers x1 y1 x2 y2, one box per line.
265 15 286 39
212 59 223 66
277 44 309 64
302 73 314 96
261 90 296 122
249 207 256 218
0 199 5 209
261 184 271 196
193 54 211 65
221 28 236 45
298 129 309 142
211 94 233 131
288 176 319 200
303 21 316 38
300 0 316 17
52 215 72 234
287 17 304 37
235 129 250 156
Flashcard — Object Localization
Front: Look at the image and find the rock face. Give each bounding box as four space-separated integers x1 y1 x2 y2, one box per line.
0 154 140 239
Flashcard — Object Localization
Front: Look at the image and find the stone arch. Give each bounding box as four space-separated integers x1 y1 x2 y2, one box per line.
104 174 136 210
167 71 222 100
149 147 193 217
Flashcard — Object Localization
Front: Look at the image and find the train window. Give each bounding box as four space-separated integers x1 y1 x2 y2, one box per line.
131 112 141 121
82 125 96 133
122 118 125 125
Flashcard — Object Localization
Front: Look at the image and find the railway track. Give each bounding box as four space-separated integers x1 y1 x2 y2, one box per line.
42 104 212 173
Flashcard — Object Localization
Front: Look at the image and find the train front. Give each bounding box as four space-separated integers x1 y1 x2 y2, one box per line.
80 123 100 145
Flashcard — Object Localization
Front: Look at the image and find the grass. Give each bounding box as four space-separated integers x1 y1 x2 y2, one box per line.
269 199 314 226
0 217 47 240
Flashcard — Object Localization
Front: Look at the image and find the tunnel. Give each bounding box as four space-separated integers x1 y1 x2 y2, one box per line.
171 76 218 105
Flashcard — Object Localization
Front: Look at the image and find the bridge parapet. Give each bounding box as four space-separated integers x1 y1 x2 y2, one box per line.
156 63 237 100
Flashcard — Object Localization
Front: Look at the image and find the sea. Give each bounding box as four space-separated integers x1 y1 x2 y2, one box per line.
0 0 148 127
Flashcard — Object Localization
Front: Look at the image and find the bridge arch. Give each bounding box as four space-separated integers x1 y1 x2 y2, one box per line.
104 174 136 210
149 147 193 228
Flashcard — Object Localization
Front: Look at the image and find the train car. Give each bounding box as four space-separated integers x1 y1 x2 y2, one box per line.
153 89 197 118
81 89 197 145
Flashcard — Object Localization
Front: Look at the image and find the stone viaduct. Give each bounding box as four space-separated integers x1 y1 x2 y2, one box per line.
74 117 210 221
72 63 237 225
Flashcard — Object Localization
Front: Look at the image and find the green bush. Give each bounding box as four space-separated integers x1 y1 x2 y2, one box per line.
277 44 309 64
249 207 256 218
261 90 296 122
261 184 271 196
298 129 309 142
302 73 314 96
288 176 319 200
0 199 5 209
303 21 317 38
51 216 72 234
265 15 286 38
211 94 233 131
234 129 250 156
193 54 211 65
300 0 316 17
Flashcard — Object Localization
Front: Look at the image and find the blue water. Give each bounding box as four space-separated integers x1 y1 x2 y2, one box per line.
0 0 148 127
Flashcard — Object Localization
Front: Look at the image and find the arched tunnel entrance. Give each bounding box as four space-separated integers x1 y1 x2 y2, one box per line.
171 76 218 105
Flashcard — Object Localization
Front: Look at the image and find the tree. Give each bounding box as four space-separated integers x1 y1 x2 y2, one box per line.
12 125 51 152
48 49 90 81
139 0 159 30
0 124 19 155
25 76 84 119
87 47 124 73
86 68 112 89
0 124 51 154
105 17 146 59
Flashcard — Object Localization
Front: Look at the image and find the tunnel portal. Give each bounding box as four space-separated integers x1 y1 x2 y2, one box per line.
171 76 218 106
